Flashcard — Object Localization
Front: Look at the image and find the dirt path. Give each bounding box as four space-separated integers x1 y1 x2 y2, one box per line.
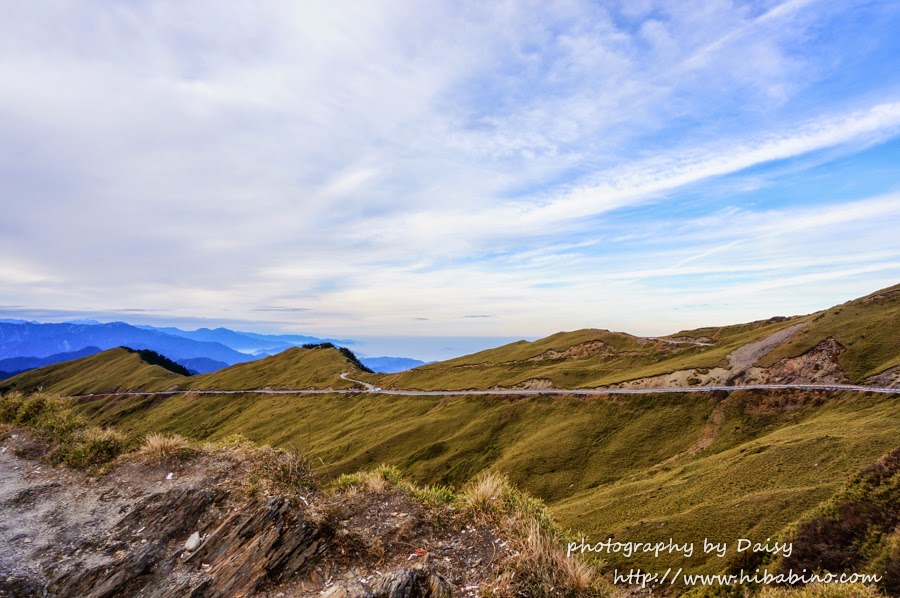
726 322 808 376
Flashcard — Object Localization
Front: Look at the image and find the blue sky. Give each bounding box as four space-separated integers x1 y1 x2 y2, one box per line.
2 0 900 340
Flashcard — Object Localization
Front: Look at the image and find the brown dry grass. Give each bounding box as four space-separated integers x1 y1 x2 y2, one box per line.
136 432 194 463
462 470 603 597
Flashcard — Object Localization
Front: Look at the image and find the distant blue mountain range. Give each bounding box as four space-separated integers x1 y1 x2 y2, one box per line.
0 322 254 365
0 346 102 380
175 356 230 375
0 321 426 378
360 356 428 373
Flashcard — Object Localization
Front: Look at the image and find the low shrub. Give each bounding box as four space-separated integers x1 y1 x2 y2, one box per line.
54 427 128 469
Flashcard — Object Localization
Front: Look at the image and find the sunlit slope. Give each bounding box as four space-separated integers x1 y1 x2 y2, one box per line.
76 388 900 573
756 282 900 382
380 319 803 390
182 345 361 391
0 347 186 395
381 284 900 390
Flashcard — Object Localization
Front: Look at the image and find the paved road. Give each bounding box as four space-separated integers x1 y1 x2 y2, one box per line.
340 372 375 391
74 377 899 399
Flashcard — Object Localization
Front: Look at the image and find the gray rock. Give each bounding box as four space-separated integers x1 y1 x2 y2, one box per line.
184 532 201 552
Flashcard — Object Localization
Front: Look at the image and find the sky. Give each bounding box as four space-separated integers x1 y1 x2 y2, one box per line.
2 0 900 345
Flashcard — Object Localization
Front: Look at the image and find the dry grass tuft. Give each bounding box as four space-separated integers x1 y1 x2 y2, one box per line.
250 447 314 498
462 470 554 532
497 520 597 597
463 470 601 597
137 432 194 463
464 470 506 511
332 464 404 495
205 441 315 500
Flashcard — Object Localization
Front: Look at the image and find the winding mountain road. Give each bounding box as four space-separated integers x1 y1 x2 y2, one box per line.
75 376 899 399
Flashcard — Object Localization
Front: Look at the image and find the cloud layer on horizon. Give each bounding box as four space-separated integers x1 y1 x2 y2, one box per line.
2 0 900 336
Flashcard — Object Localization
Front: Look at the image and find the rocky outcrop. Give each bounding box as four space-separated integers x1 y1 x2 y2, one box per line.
608 367 730 389
524 340 617 362
611 332 850 389
731 337 848 385
184 497 324 596
866 366 900 389
322 565 453 598
491 378 555 390
0 432 517 598
46 487 218 598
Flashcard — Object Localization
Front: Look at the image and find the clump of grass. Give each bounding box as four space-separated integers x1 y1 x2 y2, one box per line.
53 427 127 469
495 520 597 598
463 470 601 597
0 391 27 422
137 432 194 463
2 391 124 469
332 464 404 495
250 447 314 498
409 483 456 507
204 440 315 500
462 470 554 533
463 470 506 511
34 401 87 443
12 392 52 425
1 391 87 444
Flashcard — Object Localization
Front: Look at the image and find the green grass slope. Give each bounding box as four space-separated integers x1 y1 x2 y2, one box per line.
382 284 899 390
757 283 900 382
76 387 900 575
181 345 361 391
0 347 187 395
380 318 803 390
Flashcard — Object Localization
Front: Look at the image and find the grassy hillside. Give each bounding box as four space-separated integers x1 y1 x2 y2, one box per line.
380 318 803 390
76 387 900 575
181 345 361 391
0 347 186 395
758 283 900 382
381 284 899 390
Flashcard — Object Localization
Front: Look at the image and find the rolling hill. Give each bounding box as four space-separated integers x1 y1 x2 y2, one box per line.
180 344 367 391
0 346 102 380
1 284 896 397
379 283 900 391
0 347 188 395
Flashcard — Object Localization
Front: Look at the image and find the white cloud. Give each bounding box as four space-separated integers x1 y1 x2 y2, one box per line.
1 1 899 338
